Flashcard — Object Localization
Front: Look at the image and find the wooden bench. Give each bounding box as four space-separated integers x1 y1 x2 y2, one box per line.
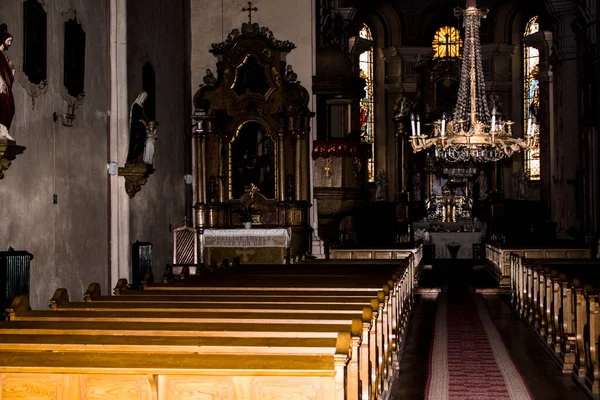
511 258 600 397
0 349 351 399
487 242 590 288
2 259 416 400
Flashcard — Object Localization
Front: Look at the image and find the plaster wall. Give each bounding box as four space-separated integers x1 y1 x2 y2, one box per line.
127 0 188 280
0 0 110 309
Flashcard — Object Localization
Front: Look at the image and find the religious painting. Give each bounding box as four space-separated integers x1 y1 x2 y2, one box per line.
23 0 47 85
63 18 86 98
230 121 275 199
231 55 271 97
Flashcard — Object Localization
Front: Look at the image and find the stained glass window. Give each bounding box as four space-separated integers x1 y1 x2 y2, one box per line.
432 26 462 59
359 24 375 182
524 16 540 180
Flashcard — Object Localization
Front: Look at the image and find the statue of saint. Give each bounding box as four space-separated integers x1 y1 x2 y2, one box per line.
512 171 529 200
478 170 488 200
143 120 158 165
127 91 148 162
203 69 217 86
284 65 298 83
0 24 15 141
375 170 389 201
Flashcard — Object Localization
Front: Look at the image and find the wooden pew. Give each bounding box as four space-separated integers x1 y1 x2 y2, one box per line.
3 259 416 400
513 258 600 397
53 285 391 400
5 294 362 400
0 347 351 399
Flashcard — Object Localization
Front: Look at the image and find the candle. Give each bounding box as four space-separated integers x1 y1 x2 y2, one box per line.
417 115 421 136
441 113 446 136
410 114 416 135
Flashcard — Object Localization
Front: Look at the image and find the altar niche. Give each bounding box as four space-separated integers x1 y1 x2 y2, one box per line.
426 175 472 222
230 120 275 200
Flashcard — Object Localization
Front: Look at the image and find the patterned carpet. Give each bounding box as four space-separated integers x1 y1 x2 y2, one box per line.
426 294 532 400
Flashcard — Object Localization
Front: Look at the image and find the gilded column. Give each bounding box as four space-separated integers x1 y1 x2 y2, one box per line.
295 130 304 201
277 126 286 202
300 127 309 201
194 126 206 206
217 132 226 203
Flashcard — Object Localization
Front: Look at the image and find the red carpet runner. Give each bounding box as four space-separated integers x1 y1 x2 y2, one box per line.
426 294 532 400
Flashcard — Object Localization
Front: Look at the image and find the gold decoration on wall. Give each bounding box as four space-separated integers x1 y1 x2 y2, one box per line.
0 140 26 179
118 162 155 199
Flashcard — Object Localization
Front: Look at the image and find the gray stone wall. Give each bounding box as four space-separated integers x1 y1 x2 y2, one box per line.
127 0 188 280
0 0 110 309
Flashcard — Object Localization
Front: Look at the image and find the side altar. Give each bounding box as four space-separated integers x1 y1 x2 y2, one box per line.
190 16 314 264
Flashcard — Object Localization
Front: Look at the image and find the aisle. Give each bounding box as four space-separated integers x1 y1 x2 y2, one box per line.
390 260 590 400
426 293 531 400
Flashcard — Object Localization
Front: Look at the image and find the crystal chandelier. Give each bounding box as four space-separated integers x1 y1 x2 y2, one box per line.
409 0 538 163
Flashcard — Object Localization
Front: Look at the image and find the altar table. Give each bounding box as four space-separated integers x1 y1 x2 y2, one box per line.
430 232 485 259
203 228 292 264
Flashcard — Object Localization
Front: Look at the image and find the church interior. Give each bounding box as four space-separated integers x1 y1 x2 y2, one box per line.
0 0 599 399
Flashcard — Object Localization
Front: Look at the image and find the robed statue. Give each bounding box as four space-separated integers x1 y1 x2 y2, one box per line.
127 91 149 162
0 24 15 141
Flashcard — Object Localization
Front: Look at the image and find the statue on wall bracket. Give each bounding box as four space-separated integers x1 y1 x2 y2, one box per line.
118 91 156 198
0 23 25 179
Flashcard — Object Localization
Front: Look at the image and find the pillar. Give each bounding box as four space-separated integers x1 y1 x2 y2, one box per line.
109 0 130 290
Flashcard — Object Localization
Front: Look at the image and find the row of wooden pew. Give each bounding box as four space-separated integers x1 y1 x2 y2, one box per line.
510 254 600 396
0 257 417 400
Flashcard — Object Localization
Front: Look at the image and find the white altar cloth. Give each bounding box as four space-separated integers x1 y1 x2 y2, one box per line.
430 232 485 259
204 228 292 248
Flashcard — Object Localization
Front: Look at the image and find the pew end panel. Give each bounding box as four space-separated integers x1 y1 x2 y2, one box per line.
83 283 102 302
48 288 69 311
5 295 29 321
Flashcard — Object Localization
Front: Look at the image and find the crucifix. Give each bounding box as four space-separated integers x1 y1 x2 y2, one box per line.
242 1 258 24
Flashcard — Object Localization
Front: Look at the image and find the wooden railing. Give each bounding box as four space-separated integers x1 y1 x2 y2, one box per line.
510 256 600 397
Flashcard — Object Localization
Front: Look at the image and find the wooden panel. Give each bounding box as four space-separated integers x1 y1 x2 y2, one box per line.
252 377 323 400
80 375 152 400
330 251 352 260
352 252 373 259
544 250 566 259
1 374 61 400
374 252 392 260
566 250 591 258
162 376 234 400
523 250 545 258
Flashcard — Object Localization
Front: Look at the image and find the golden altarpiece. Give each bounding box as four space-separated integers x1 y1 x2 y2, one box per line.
191 20 314 263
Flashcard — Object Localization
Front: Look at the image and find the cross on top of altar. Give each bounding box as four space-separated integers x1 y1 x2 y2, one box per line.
242 1 258 24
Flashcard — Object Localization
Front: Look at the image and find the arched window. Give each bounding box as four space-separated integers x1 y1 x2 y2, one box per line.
359 24 375 182
432 26 462 59
524 16 540 180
